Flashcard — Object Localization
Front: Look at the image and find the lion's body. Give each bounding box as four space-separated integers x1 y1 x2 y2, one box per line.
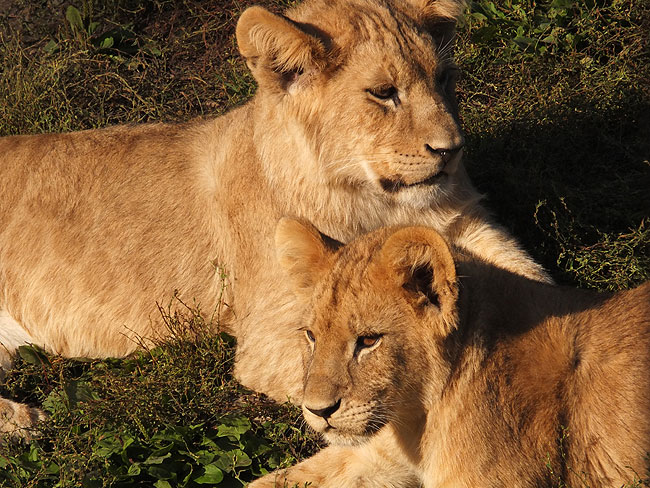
1 0 549 435
423 274 650 487
0 122 224 358
264 222 650 487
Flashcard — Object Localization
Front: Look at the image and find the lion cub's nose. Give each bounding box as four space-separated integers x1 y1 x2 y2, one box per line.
304 399 341 419
424 143 464 165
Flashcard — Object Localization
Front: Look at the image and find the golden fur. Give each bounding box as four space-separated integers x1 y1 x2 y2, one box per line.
0 0 549 436
255 220 650 488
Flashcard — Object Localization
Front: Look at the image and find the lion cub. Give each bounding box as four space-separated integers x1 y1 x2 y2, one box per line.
257 219 650 488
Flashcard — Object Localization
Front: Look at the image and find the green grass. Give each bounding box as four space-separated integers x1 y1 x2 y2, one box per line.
1 304 320 487
458 0 649 291
0 0 648 486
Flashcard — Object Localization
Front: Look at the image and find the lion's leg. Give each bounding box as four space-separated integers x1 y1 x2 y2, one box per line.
450 210 553 283
249 428 421 488
0 309 46 439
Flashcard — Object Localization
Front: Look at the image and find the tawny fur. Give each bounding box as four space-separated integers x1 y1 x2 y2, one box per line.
0 0 549 435
256 221 650 488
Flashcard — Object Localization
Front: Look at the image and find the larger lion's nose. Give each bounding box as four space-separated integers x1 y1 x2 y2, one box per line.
424 143 464 165
304 398 341 419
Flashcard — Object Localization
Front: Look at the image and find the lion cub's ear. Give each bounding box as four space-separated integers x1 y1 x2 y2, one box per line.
379 227 459 335
275 218 335 299
236 6 327 94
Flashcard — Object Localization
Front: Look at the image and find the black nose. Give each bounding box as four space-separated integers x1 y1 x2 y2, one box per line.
305 399 341 419
425 144 464 165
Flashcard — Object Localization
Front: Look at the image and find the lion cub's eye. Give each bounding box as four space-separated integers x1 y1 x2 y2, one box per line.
367 85 398 102
355 334 382 354
305 330 316 344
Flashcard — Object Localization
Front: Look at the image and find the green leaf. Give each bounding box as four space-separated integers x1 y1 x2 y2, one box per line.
194 464 224 484
66 6 84 32
195 450 216 465
94 434 124 457
146 45 162 57
28 444 39 462
147 465 174 480
470 12 487 22
144 452 172 465
481 1 499 18
148 442 175 459
63 380 97 408
216 416 251 440
154 481 173 488
42 390 66 415
513 36 537 49
233 451 252 468
43 40 59 54
99 37 114 49
17 345 49 366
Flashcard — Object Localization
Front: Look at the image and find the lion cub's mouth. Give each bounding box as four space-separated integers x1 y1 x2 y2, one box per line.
379 171 447 193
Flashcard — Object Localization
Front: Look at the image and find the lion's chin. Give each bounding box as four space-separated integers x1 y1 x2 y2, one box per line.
392 181 449 209
322 421 387 446
379 171 447 193
323 430 374 447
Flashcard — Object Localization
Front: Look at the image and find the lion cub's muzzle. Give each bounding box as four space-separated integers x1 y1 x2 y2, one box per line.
304 399 341 420
302 397 385 443
379 144 464 193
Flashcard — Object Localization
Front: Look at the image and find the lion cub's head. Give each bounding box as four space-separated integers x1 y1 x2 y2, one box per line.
275 218 459 445
236 0 467 208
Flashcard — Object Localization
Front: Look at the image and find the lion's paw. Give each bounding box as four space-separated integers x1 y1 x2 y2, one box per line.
249 471 314 488
1 398 47 441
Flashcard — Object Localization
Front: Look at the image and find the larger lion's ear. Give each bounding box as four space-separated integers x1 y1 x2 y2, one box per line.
406 0 466 46
275 218 336 299
236 6 327 94
407 0 466 22
378 227 458 335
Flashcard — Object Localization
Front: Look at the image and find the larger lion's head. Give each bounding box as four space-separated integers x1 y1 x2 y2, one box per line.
237 0 467 209
275 218 460 445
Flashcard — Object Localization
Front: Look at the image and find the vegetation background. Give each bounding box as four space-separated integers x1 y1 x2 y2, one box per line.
0 0 648 486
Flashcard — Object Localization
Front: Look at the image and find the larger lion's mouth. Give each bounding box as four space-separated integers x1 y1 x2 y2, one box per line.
379 171 446 193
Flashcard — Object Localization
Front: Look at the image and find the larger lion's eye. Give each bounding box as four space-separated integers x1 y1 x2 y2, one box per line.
355 334 382 355
367 85 399 103
305 330 316 344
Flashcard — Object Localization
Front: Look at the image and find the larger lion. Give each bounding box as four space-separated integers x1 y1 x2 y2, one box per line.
254 219 650 488
0 0 549 435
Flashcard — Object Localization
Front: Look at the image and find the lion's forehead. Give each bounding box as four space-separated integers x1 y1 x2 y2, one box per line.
290 0 441 72
351 38 440 82
311 282 404 337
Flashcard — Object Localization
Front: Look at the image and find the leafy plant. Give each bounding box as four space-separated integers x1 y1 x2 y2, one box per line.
465 0 635 59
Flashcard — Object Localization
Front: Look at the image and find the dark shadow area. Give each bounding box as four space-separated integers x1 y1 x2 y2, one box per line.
462 87 650 287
